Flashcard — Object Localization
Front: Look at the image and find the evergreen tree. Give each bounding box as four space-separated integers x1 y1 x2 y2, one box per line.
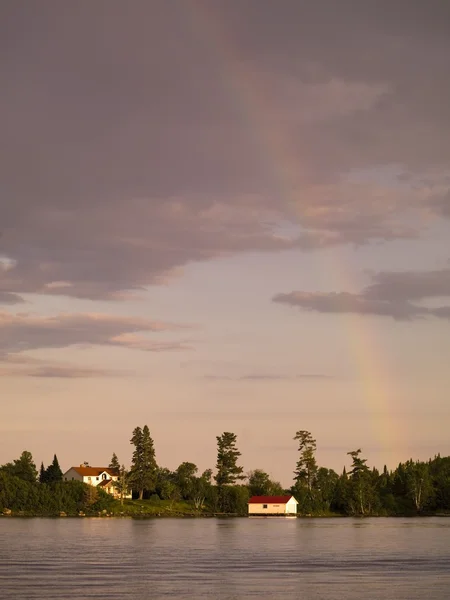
129 425 158 500
292 430 318 513
215 432 244 486
331 468 351 514
45 455 63 483
109 453 120 471
39 462 47 483
5 451 38 483
293 430 318 492
347 449 371 515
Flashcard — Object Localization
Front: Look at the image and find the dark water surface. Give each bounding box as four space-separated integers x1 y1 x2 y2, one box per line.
1 517 449 599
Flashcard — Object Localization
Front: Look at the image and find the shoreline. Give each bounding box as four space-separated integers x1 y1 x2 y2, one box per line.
2 512 449 519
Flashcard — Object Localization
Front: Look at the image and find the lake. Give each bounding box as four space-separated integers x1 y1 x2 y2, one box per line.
0 517 449 599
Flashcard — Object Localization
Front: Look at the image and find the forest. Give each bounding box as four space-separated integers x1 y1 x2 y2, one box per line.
1 427 449 517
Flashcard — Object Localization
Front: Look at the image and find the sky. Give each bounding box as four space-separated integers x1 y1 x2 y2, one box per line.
1 1 450 486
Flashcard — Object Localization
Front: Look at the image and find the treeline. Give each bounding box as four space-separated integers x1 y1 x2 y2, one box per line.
291 431 450 516
0 452 114 516
1 427 450 516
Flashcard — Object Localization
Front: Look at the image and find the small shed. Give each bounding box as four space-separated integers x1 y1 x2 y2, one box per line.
248 495 298 516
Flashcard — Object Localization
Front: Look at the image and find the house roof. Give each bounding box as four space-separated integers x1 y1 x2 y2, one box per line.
97 479 114 488
69 466 119 477
248 495 296 504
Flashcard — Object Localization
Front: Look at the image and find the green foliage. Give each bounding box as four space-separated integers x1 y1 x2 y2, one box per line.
293 431 318 491
1 451 38 483
109 453 120 470
347 449 372 515
39 462 46 483
175 462 198 500
113 465 130 506
191 470 214 510
129 425 158 500
404 460 433 512
0 470 115 515
2 439 450 518
247 469 284 497
217 485 249 515
215 432 244 486
315 467 339 512
44 455 63 483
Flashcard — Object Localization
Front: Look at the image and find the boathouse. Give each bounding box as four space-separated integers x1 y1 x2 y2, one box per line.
248 495 298 516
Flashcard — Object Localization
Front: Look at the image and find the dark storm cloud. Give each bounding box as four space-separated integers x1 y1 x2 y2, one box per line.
273 266 450 320
1 1 449 300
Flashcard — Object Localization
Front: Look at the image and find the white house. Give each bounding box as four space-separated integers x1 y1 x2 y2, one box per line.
63 465 131 499
248 495 298 516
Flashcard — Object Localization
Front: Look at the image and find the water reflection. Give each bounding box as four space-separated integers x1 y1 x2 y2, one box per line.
0 518 449 599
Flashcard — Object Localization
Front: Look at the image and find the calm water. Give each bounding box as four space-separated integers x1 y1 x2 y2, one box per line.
0 517 449 599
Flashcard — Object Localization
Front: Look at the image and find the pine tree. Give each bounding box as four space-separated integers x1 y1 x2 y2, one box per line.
45 454 63 483
293 430 318 492
109 453 120 471
128 425 158 500
215 432 244 486
39 461 47 483
347 449 371 515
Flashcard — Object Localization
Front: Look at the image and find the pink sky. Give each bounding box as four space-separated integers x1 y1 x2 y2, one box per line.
1 1 449 485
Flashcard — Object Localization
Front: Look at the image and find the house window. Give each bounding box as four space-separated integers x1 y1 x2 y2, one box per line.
102 473 107 480
96 477 99 480
88 476 91 481
263 504 268 509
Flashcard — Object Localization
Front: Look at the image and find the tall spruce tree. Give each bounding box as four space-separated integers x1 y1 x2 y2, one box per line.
215 432 244 486
293 430 318 492
45 454 63 483
347 449 371 515
129 425 158 500
109 453 120 470
39 461 47 483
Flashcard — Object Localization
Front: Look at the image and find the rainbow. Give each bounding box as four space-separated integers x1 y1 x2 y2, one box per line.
183 1 400 457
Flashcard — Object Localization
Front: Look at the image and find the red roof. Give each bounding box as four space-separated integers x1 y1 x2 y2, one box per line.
70 466 119 477
248 495 294 504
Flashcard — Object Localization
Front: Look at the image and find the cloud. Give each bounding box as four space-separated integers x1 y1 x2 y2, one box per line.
430 191 450 218
205 373 333 381
0 292 24 305
364 268 450 302
0 311 192 357
1 2 450 301
273 266 450 320
0 353 129 378
0 363 123 379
